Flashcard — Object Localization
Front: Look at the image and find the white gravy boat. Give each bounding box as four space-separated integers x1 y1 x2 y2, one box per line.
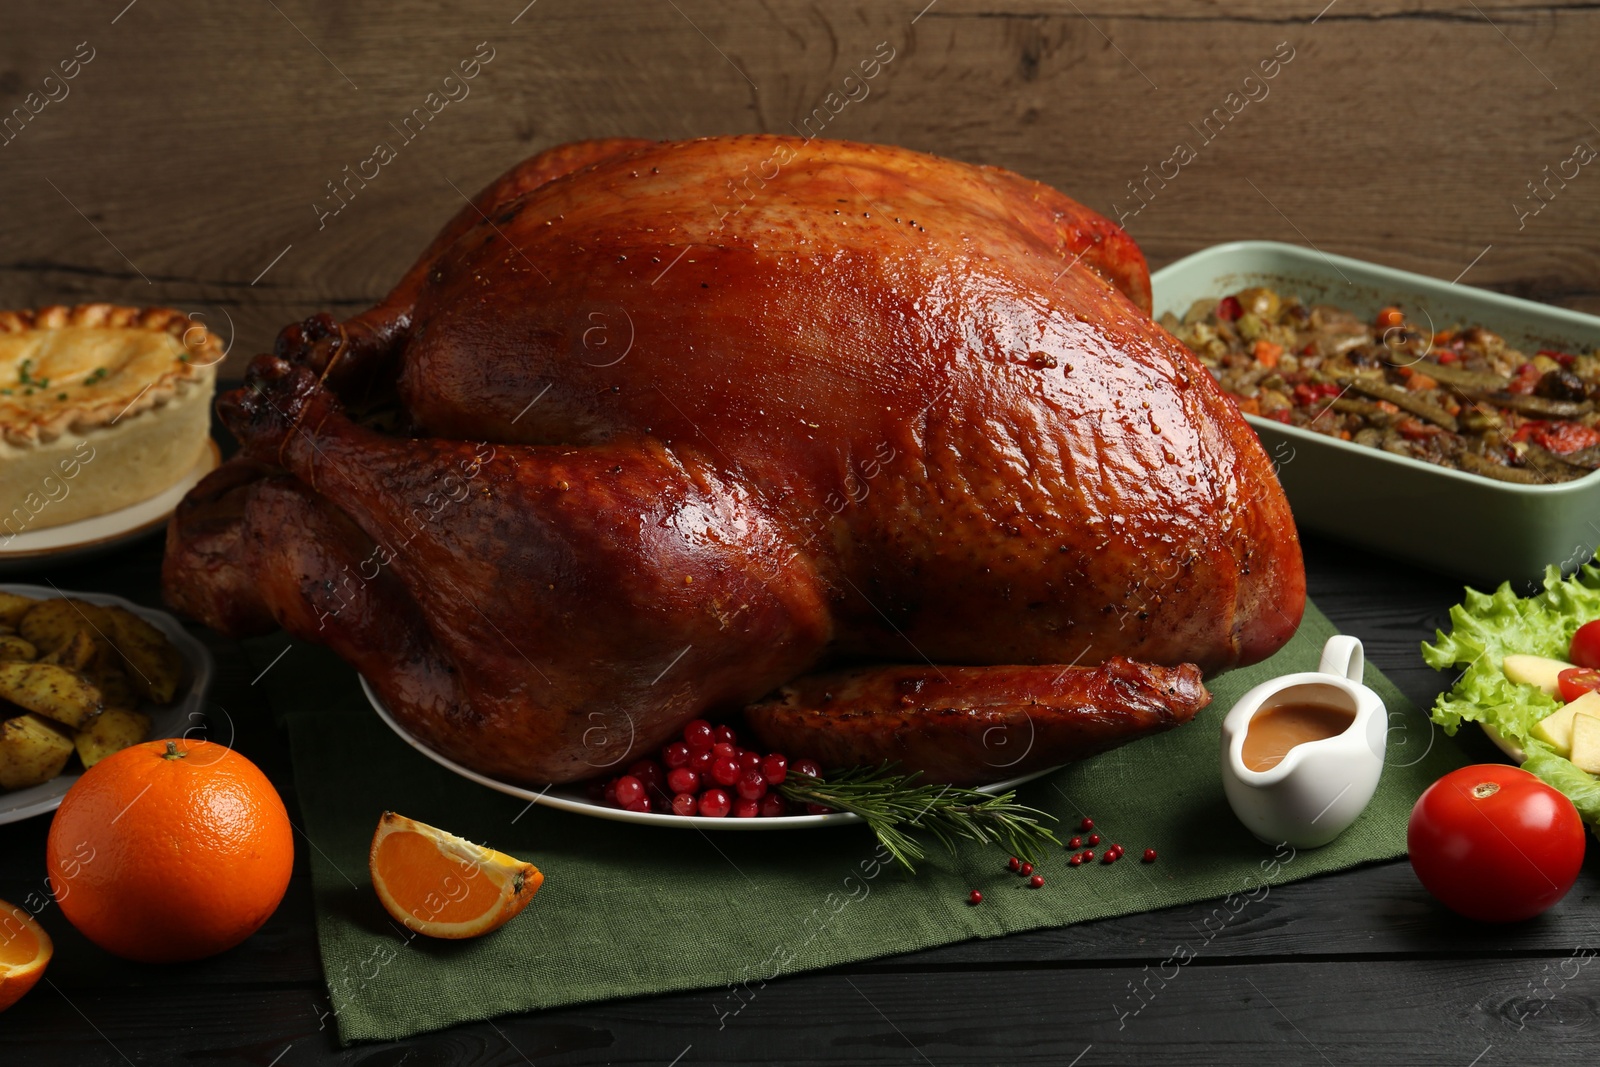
1220 635 1387 849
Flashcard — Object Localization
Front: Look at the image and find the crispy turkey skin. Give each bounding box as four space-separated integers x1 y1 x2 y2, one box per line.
164 136 1304 785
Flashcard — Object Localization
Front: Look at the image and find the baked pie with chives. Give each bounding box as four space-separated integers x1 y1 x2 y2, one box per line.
0 304 218 535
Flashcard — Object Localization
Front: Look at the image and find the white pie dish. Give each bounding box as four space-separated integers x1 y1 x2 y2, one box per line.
0 438 218 573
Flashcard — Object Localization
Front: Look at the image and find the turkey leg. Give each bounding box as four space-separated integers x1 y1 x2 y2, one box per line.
746 659 1209 787
221 361 834 783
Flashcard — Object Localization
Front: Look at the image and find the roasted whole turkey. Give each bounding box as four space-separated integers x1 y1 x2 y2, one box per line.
163 136 1305 786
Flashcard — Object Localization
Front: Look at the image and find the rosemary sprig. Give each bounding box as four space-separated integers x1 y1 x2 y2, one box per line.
777 763 1060 874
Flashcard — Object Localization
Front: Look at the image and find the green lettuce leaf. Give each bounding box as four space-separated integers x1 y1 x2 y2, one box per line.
1522 740 1600 827
1422 560 1600 827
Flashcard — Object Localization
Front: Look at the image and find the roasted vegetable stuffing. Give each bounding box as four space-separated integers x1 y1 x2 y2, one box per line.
1163 289 1600 483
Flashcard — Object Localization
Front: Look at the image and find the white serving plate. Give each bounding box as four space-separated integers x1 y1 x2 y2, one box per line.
361 676 1059 830
0 585 214 825
0 439 220 574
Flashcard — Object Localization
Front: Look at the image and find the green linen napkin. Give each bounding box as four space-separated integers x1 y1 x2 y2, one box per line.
258 602 1465 1045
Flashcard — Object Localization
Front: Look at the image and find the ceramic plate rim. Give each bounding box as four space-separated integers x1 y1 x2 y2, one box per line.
360 675 1062 830
0 585 215 825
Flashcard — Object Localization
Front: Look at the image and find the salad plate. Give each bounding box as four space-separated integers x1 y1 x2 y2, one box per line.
362 676 1062 830
0 585 214 826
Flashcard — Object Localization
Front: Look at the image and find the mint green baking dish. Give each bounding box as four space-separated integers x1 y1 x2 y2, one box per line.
1150 241 1600 587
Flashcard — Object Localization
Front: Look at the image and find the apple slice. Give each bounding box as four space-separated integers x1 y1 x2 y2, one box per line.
1530 691 1600 755
1503 654 1574 698
1569 712 1600 775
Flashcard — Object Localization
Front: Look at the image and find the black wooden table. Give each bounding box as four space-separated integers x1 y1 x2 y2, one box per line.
3 528 1597 1066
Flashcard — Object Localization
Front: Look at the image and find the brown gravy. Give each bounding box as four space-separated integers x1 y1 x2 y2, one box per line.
1242 702 1355 772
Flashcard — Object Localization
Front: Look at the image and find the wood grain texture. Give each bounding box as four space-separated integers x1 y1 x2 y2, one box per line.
1 1 1596 377
3 956 1595 1065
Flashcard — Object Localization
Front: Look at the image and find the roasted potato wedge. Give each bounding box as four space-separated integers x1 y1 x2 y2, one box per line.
0 661 103 729
103 607 182 705
0 713 74 790
0 635 37 662
19 598 112 655
40 629 95 671
74 707 152 769
88 664 136 709
0 592 38 629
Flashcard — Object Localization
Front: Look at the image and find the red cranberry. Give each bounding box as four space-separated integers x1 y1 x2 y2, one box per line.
1102 850 1117 864
626 759 663 790
667 767 699 795
614 775 645 807
671 793 697 816
739 749 762 772
805 802 833 815
1019 862 1034 877
689 748 714 773
761 754 787 784
1081 850 1094 862
625 797 652 813
712 741 736 761
793 759 822 780
1067 836 1082 850
1109 843 1123 857
736 770 768 801
968 890 983 905
759 793 786 818
683 719 714 751
1069 854 1083 867
663 742 691 769
1079 818 1094 832
1142 849 1158 863
1007 856 1020 872
732 797 760 818
1029 874 1044 888
714 724 738 747
710 757 740 787
602 779 619 806
698 788 732 818
1087 833 1101 847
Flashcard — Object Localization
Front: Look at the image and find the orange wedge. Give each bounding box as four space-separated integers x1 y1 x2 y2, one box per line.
0 899 52 1012
369 812 543 939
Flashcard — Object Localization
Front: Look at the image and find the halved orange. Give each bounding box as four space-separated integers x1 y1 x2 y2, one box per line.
0 899 52 1012
369 812 543 939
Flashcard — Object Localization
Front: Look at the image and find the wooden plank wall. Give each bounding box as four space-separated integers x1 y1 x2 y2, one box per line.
1 0 1595 375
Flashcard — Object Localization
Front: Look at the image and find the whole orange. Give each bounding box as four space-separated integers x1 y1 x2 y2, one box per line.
46 739 294 963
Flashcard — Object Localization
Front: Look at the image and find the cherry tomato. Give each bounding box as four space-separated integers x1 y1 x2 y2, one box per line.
1408 765 1585 922
1375 306 1405 330
1558 667 1600 703
1570 620 1600 670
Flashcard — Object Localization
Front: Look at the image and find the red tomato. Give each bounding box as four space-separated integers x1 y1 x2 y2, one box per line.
1570 620 1600 670
1408 765 1585 922
1558 667 1600 703
1531 421 1600 455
